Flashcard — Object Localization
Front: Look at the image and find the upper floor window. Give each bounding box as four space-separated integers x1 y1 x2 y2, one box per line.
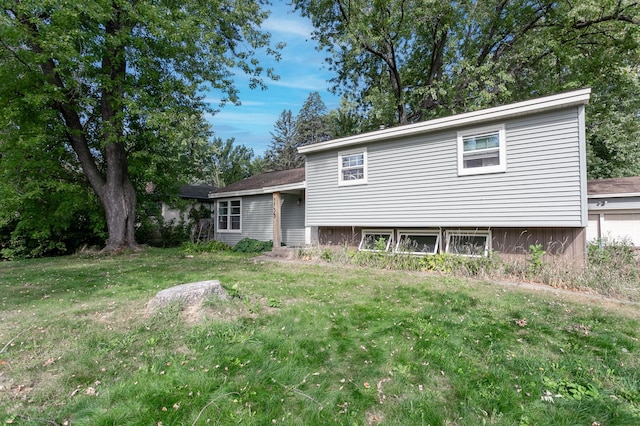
338 148 367 186
218 199 241 232
457 125 506 176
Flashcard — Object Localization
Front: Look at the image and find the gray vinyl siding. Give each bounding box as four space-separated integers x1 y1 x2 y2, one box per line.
306 108 585 228
281 193 306 246
215 193 306 247
216 195 272 246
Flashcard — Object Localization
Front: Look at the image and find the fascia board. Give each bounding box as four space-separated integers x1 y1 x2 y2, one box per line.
208 182 306 199
298 88 591 154
589 192 640 199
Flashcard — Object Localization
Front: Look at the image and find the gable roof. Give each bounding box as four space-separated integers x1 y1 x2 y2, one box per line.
298 88 591 154
210 168 305 198
587 176 640 198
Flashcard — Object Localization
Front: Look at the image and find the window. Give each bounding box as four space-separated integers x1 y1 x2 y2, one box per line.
396 230 441 255
457 125 506 175
339 148 367 186
445 230 491 257
218 199 241 232
359 229 393 252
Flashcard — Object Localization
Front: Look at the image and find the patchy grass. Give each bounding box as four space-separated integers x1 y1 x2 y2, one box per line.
1 248 639 425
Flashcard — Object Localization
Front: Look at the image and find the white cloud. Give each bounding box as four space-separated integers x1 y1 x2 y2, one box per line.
262 16 313 39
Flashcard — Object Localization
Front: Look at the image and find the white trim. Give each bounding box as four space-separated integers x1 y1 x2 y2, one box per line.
445 230 492 257
209 182 306 199
589 192 640 199
298 88 591 154
217 198 242 233
395 229 441 255
457 124 506 176
578 104 588 227
338 148 368 186
358 229 394 252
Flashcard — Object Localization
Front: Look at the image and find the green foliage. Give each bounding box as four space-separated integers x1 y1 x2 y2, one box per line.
528 244 546 275
263 109 304 171
1 249 639 424
232 238 273 253
0 0 278 250
294 0 640 177
263 92 331 172
181 240 231 254
205 138 259 187
136 217 190 248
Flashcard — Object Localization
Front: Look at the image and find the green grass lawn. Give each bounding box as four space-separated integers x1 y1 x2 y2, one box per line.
1 248 639 425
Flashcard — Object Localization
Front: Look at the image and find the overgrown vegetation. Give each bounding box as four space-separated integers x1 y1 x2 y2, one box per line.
301 239 640 302
0 248 639 425
232 238 274 253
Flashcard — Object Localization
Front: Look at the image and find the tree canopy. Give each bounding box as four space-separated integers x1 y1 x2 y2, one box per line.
0 0 277 252
263 92 331 171
293 0 640 178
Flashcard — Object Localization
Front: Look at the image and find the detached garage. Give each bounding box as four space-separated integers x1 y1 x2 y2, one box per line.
587 177 640 247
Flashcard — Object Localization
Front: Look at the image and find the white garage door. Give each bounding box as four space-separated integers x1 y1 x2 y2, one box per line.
588 212 640 246
604 213 640 246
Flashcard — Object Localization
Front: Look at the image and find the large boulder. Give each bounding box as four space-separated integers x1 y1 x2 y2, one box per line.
146 280 228 313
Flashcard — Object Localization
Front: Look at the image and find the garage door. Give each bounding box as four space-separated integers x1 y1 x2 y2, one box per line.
588 212 640 246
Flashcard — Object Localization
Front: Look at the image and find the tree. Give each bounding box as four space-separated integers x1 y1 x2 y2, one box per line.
0 0 277 251
207 138 258 187
264 109 304 171
295 91 331 145
293 0 640 176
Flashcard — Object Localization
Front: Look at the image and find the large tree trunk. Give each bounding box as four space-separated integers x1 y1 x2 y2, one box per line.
98 10 138 252
101 143 138 251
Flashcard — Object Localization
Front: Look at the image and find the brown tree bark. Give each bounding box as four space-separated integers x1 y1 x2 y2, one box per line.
24 6 138 252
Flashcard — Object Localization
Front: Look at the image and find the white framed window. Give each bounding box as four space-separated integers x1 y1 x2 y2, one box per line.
217 199 241 233
396 230 441 255
338 148 367 186
445 230 491 257
457 125 506 176
359 229 394 252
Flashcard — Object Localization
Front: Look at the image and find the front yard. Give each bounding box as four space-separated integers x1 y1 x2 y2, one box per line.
1 248 639 425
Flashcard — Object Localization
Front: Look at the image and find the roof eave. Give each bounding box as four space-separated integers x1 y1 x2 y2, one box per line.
208 181 306 199
298 88 591 154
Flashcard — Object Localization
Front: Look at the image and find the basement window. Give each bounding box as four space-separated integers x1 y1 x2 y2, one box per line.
396 230 441 255
359 229 393 252
445 230 491 257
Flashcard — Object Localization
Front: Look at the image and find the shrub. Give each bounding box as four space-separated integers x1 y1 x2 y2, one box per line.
232 238 273 253
181 240 231 253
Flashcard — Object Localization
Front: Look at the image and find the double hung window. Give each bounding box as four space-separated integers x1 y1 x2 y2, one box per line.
338 148 367 185
218 199 241 232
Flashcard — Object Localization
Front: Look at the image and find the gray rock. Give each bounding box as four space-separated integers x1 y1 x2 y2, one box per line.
146 280 228 312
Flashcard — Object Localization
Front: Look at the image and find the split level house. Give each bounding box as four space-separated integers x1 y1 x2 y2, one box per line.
207 88 633 263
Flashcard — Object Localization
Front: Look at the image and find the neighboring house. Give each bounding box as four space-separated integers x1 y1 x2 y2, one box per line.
298 88 592 262
208 168 306 247
161 184 217 224
587 176 640 247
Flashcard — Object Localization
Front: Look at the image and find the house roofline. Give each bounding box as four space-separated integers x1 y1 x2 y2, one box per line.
208 182 306 199
298 88 591 154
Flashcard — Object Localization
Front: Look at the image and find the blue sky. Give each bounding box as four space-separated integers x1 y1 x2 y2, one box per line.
206 1 340 155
